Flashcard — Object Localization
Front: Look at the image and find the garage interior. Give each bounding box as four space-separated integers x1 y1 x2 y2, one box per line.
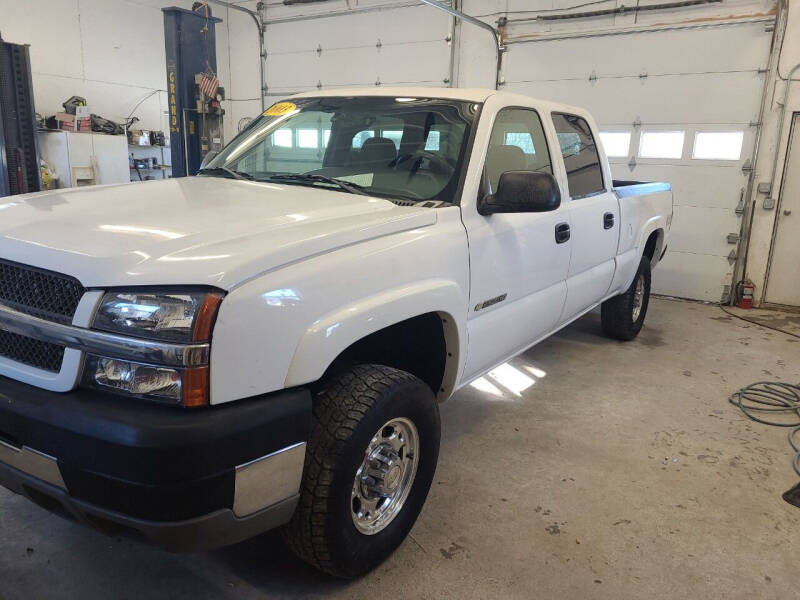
0 0 799 598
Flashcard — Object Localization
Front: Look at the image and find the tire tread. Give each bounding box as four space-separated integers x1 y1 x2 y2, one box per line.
601 256 651 341
282 364 424 576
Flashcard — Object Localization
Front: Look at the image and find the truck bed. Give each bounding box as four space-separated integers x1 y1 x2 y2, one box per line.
613 180 671 197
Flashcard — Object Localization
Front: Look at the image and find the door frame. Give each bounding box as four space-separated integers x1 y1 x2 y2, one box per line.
763 111 800 308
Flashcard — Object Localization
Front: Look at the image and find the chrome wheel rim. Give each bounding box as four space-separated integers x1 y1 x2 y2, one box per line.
632 274 645 321
351 417 419 535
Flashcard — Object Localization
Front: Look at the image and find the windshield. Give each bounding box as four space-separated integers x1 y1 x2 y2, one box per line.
204 96 480 204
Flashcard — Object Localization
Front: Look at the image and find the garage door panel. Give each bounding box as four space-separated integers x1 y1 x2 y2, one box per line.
632 0 773 26
653 251 732 302
227 9 262 99
266 5 450 54
504 23 770 81
267 40 449 88
503 0 559 11
625 164 749 210
506 73 764 124
669 206 740 257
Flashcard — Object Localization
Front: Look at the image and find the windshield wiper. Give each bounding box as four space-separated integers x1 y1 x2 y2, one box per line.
264 173 369 196
197 166 254 181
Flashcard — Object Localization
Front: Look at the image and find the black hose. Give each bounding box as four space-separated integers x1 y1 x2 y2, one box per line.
537 0 720 20
729 381 800 476
719 305 800 340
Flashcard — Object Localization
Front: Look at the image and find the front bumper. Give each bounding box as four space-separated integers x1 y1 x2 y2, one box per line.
0 375 311 551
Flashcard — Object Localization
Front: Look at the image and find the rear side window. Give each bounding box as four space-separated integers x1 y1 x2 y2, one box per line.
551 113 604 198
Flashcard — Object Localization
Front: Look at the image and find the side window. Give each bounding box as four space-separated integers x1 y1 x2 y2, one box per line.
551 113 604 198
484 108 552 194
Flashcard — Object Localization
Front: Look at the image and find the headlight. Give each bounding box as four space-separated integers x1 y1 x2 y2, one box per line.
85 288 222 406
93 290 223 342
82 356 209 406
83 355 181 403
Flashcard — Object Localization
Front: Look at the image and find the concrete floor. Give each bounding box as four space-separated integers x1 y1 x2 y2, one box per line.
1 298 799 599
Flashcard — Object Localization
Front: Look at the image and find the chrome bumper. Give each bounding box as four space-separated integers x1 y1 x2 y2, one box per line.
0 301 208 367
0 439 65 488
0 438 305 519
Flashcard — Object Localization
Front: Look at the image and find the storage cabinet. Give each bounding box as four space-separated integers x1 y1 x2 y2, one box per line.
38 131 129 188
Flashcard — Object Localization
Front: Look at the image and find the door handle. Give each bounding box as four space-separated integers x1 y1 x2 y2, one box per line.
555 222 570 244
604 212 615 229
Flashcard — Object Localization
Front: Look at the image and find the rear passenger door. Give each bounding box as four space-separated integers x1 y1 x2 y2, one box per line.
551 112 620 321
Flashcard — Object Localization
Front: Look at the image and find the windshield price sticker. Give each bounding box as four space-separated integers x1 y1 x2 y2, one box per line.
263 102 297 117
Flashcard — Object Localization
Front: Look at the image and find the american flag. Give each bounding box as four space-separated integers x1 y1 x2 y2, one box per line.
199 74 219 99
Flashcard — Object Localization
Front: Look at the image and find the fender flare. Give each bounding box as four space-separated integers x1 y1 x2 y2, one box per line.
284 279 468 398
615 218 666 294
638 217 666 266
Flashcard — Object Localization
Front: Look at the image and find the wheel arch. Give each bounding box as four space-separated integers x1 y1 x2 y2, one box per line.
284 280 466 400
643 228 665 266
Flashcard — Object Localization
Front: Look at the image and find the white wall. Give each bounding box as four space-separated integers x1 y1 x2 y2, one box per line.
0 0 197 132
212 0 264 143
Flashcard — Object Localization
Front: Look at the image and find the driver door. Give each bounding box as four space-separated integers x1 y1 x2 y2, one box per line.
460 107 571 382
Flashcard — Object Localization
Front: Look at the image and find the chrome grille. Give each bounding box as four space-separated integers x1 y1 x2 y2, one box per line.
0 259 84 372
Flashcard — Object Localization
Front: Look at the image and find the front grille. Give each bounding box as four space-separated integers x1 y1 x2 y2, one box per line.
0 259 84 323
0 260 84 372
0 330 65 372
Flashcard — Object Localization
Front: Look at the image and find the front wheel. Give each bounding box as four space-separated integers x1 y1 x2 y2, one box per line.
282 364 440 578
601 255 652 341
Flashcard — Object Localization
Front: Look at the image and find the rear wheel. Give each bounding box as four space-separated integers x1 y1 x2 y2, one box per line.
601 255 652 341
282 364 440 578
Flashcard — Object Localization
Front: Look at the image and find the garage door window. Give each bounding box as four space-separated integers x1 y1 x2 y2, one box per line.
551 112 604 198
639 131 685 159
692 131 744 160
352 130 375 149
599 132 631 158
424 130 441 151
504 132 536 155
272 129 293 148
297 129 319 149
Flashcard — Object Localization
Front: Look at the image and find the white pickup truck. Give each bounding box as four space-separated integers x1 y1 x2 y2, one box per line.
0 88 671 577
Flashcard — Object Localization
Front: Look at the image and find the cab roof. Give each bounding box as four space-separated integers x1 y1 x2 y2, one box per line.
287 86 588 117
289 87 496 103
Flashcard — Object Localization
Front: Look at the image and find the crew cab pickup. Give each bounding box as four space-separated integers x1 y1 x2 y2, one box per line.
0 88 671 577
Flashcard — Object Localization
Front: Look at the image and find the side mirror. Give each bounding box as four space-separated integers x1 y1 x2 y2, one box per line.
478 171 561 216
199 150 218 170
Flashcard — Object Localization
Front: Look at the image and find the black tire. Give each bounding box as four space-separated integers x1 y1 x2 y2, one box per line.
282 364 440 578
601 255 652 341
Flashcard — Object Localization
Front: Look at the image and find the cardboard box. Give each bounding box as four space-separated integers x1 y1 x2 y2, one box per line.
53 112 91 132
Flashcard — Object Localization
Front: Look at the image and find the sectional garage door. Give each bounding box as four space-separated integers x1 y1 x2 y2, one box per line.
502 20 774 302
263 4 454 103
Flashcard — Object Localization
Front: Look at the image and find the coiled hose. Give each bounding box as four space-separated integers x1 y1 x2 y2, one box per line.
729 381 800 476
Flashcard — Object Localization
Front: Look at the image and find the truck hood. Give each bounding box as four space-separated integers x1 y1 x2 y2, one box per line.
0 177 436 289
